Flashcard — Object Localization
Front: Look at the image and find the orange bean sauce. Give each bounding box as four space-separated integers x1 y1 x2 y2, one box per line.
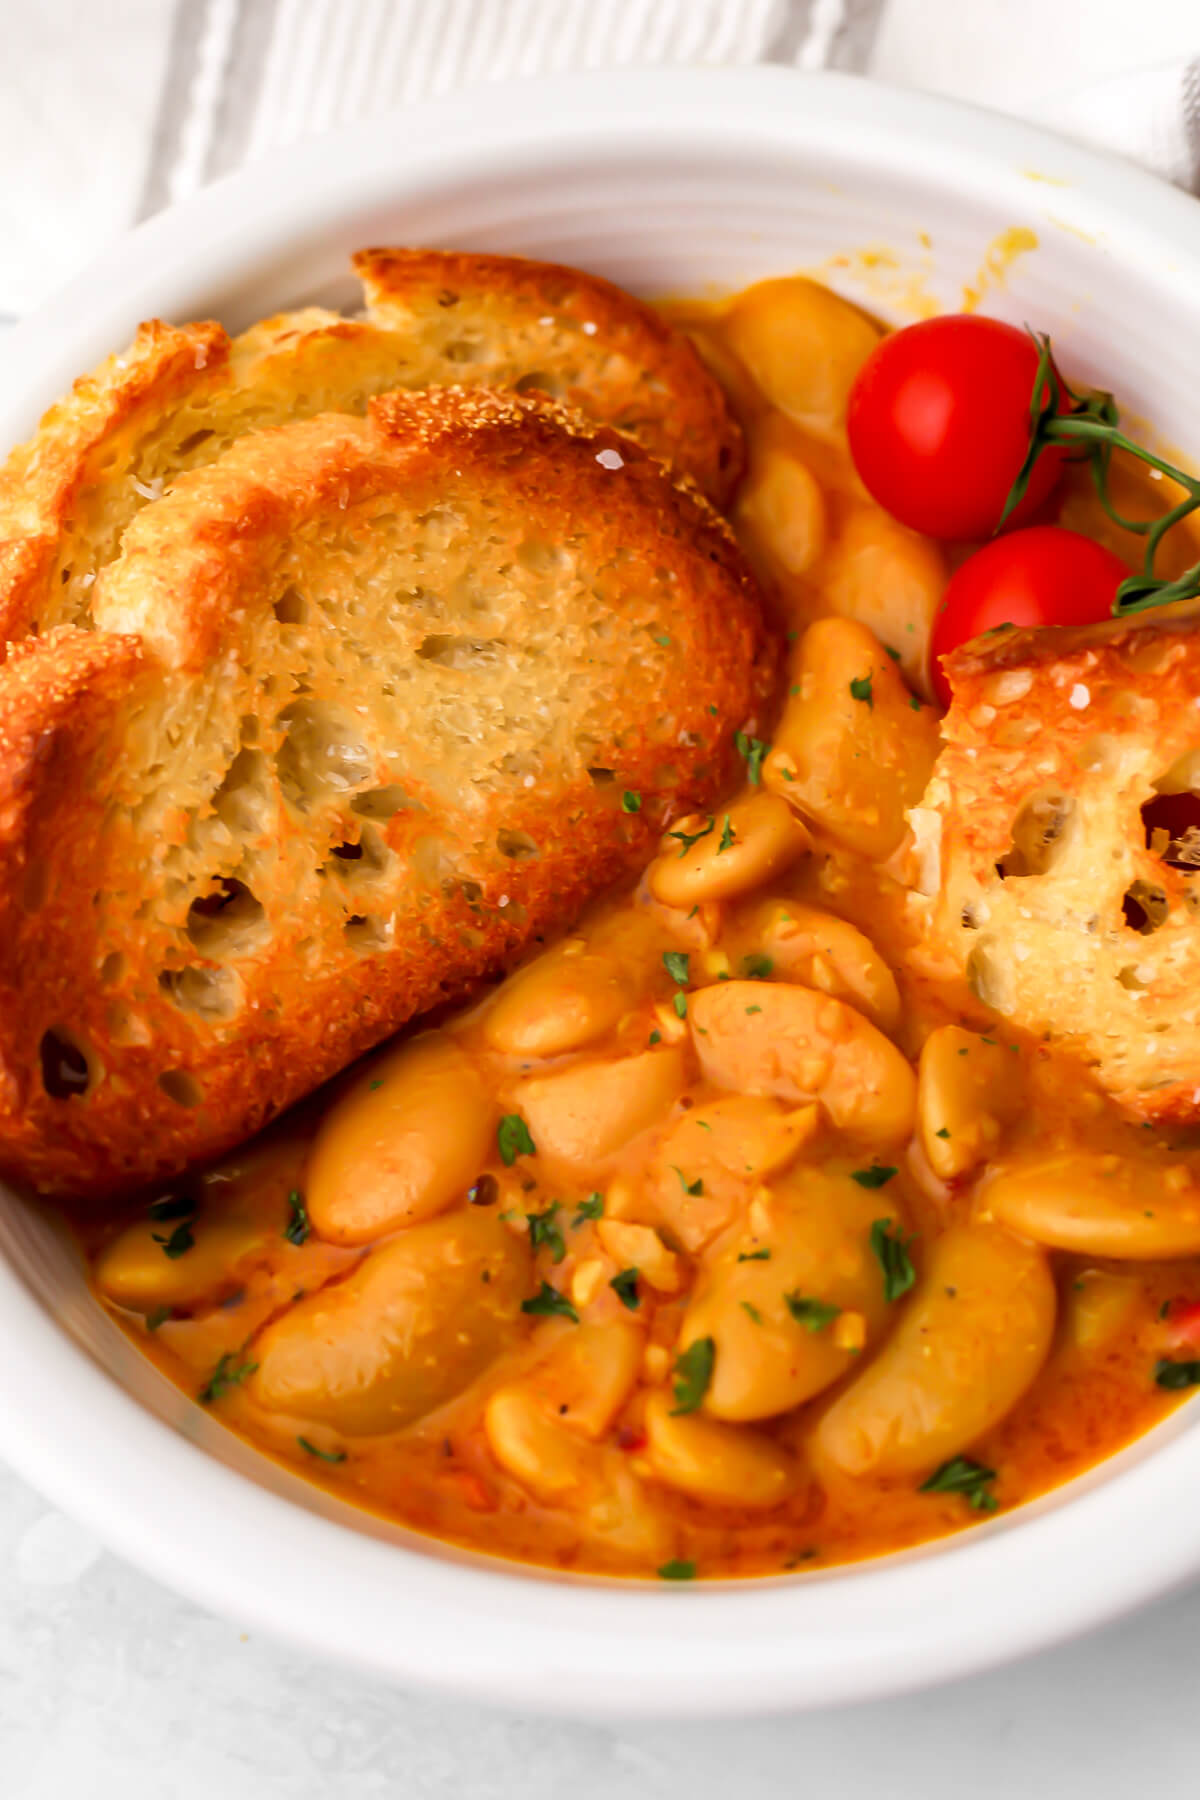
68 275 1200 1581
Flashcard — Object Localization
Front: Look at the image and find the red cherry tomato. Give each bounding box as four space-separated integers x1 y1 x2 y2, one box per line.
847 314 1069 539
1165 1300 1200 1353
930 526 1128 707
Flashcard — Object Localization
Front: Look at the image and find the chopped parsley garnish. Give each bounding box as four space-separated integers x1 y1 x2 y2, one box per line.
298 1437 347 1465
849 674 874 708
284 1189 310 1246
667 816 715 857
742 952 773 980
740 1300 763 1324
144 1305 172 1333
673 1166 703 1196
883 644 901 662
521 1281 578 1322
662 950 690 986
654 633 672 647
673 992 688 1019
851 1164 898 1190
745 1005 762 1015
199 1352 257 1405
610 1267 641 1310
648 1029 662 1046
935 1126 951 1139
870 1218 917 1303
621 790 642 814
497 1113 536 1165
369 1078 384 1091
527 1202 566 1263
717 814 735 853
670 1337 715 1414
919 1456 998 1512
148 1190 196 1258
735 730 769 785
785 1293 842 1332
737 1248 771 1263
573 1192 604 1226
1155 1357 1200 1390
152 1220 195 1260
909 695 924 711
657 1559 696 1581
147 1193 194 1223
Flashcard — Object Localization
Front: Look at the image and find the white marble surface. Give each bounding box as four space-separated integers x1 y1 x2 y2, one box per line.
3 1453 1200 1797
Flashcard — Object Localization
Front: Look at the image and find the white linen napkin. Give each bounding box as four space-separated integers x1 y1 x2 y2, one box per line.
135 0 888 216
0 0 1197 321
1039 58 1200 189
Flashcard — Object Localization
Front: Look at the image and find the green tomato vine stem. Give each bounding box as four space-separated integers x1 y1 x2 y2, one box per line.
998 332 1200 617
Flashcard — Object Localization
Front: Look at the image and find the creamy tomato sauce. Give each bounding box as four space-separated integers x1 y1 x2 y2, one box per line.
68 274 1200 1581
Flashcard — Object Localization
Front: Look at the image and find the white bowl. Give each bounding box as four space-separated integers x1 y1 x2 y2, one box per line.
4 66 1200 1718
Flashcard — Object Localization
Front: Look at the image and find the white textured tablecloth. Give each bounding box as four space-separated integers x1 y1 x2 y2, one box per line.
4 3 1200 1793
2 0 1200 317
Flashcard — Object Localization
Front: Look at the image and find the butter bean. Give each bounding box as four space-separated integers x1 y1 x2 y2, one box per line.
1066 1268 1142 1352
647 793 811 910
513 1047 686 1174
520 1319 644 1438
918 1027 1025 1181
816 1223 1055 1477
485 1388 671 1561
251 1208 530 1434
726 899 901 1034
643 1390 799 1508
690 980 916 1147
647 1094 819 1252
723 276 880 441
306 1033 493 1245
483 944 632 1057
736 441 827 576
979 1152 1200 1258
485 1389 593 1501
96 1215 268 1315
764 617 939 861
816 500 946 695
677 1165 900 1421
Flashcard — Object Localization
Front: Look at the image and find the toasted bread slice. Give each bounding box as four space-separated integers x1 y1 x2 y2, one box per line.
352 247 740 506
0 388 772 1198
0 250 740 653
917 602 1200 1121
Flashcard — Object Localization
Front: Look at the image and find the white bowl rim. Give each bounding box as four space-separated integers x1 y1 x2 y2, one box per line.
4 64 1200 1718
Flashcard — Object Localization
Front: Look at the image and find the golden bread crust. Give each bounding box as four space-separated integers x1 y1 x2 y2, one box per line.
0 251 741 652
0 388 772 1197
354 246 742 506
0 318 228 648
919 602 1200 1121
